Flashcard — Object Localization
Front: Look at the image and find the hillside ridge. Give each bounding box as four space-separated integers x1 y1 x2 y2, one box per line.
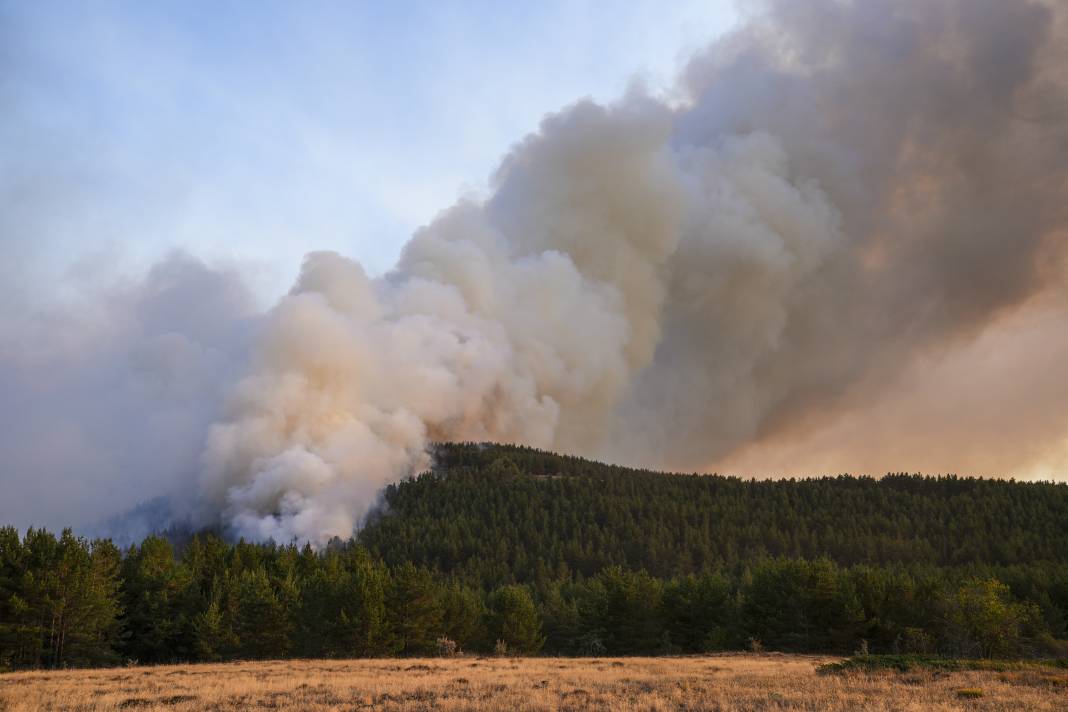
357 442 1068 589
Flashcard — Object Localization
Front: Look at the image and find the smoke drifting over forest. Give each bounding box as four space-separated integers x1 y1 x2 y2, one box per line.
3 0 1068 544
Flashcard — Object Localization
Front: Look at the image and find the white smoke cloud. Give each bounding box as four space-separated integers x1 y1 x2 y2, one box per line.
196 0 1068 545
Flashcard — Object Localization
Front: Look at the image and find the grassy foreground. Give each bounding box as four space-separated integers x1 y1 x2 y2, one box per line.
2 654 1066 711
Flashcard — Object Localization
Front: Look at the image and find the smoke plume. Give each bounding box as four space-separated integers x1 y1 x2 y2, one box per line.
194 0 1068 544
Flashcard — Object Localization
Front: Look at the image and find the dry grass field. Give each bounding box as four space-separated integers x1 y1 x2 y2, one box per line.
1 654 1065 712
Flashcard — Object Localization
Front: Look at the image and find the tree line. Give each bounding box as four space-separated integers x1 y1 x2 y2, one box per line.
1 443 1065 669
2 528 1066 670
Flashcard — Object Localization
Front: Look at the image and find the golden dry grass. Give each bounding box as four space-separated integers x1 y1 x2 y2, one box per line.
1 654 1065 711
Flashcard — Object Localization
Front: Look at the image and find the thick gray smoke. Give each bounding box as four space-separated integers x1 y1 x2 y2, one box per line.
0 254 257 534
194 0 1068 544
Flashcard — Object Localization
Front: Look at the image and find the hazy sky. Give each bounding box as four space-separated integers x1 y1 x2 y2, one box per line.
2 0 737 306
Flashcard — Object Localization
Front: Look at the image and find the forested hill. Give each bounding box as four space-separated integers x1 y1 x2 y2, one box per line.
359 442 1068 588
4 442 1068 669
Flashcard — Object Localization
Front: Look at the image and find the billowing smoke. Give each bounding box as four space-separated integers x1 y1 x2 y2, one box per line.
195 0 1068 545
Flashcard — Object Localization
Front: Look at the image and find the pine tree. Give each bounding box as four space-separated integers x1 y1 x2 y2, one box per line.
387 563 444 655
489 585 544 654
233 567 290 659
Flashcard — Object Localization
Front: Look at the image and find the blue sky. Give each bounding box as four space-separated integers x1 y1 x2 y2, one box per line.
2 0 737 305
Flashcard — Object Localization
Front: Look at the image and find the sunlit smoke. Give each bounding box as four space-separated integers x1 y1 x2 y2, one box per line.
194 0 1068 544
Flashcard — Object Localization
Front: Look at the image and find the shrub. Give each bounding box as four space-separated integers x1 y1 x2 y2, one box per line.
436 636 458 657
940 579 1035 658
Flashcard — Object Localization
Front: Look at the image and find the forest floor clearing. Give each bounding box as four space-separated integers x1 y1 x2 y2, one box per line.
1 653 1066 711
